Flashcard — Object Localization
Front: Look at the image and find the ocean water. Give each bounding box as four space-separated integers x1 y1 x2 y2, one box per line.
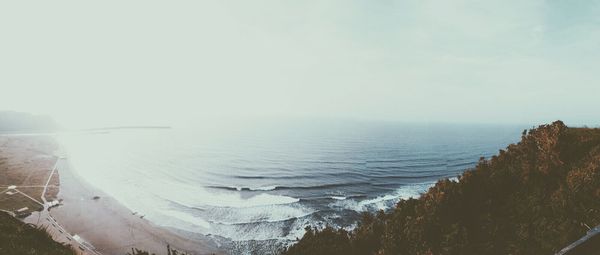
57 120 524 254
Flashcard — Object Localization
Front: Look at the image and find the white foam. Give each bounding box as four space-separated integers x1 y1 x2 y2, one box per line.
159 209 212 229
206 213 315 241
204 204 316 225
189 191 299 208
152 206 316 241
147 179 299 209
222 185 279 191
330 196 347 200
334 182 435 212
252 185 278 191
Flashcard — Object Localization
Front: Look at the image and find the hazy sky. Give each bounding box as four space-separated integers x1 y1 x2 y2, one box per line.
1 1 599 128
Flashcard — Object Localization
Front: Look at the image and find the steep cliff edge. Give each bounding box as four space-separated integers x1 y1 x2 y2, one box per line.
284 121 600 255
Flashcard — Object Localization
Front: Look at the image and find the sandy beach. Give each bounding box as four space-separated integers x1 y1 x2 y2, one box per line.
0 135 224 255
48 157 224 255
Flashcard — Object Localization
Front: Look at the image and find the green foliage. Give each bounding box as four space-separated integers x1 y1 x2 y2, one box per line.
0 211 75 255
283 121 600 255
284 226 353 255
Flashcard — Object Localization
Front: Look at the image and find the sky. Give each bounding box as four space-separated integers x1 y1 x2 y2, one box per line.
1 1 599 128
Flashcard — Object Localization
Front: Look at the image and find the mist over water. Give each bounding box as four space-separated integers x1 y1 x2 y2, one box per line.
57 120 524 253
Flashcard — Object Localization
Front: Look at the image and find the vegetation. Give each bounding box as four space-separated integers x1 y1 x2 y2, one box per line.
0 211 75 255
126 245 191 255
284 121 600 255
0 209 193 255
0 192 44 213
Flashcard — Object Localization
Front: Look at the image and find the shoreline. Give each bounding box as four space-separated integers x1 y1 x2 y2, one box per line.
45 156 224 255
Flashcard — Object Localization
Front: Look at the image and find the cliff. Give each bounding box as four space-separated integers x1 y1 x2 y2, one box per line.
284 121 600 255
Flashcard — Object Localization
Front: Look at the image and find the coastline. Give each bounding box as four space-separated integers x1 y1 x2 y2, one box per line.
47 156 224 255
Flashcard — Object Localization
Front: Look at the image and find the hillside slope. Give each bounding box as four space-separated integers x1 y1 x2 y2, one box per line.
0 211 75 255
0 111 58 132
284 121 600 255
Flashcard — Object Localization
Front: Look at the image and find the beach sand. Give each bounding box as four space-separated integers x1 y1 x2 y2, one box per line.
48 158 225 255
1 135 224 255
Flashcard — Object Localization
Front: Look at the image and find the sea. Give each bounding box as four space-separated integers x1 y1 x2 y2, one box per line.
56 119 525 254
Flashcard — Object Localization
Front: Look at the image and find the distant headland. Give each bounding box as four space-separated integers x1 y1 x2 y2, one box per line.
80 126 172 131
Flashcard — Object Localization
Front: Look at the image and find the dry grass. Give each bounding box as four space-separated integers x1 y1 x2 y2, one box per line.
0 136 58 214
0 136 57 182
44 186 60 202
0 191 43 212
15 187 45 201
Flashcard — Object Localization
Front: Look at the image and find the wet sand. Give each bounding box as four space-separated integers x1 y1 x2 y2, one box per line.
49 158 224 255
